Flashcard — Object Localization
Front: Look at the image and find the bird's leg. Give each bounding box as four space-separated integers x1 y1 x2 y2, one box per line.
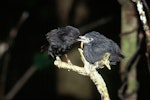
64 54 72 65
97 52 111 70
78 48 91 74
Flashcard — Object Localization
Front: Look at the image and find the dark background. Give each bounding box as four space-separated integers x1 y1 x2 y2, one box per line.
0 0 149 100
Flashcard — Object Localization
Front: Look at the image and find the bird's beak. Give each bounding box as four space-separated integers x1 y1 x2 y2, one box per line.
77 36 89 43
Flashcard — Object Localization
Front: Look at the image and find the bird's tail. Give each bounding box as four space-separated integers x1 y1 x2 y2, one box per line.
40 44 48 53
110 54 125 63
119 54 125 59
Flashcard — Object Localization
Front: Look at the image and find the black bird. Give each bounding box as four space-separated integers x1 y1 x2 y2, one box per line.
45 26 80 60
78 31 124 69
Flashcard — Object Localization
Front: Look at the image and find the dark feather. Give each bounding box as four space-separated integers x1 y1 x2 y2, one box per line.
45 26 80 58
82 31 124 65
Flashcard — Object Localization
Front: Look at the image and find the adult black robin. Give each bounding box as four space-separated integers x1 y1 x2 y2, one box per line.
45 26 80 62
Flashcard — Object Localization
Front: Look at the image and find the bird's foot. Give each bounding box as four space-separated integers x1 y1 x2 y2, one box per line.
56 56 61 61
64 54 72 65
67 61 72 65
98 53 111 70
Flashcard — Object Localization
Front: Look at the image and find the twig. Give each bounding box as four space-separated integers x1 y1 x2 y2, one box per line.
89 69 110 100
5 65 37 100
0 11 29 99
54 60 87 75
0 53 10 99
132 0 150 73
119 0 150 99
118 23 144 100
54 48 110 100
0 42 9 59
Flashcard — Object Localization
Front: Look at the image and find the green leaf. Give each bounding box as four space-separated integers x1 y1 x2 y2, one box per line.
33 53 54 70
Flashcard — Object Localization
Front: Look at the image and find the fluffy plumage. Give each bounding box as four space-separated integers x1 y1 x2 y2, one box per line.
78 31 124 65
46 26 80 58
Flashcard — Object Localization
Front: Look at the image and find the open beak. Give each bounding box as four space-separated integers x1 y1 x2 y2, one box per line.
77 36 89 49
77 36 89 43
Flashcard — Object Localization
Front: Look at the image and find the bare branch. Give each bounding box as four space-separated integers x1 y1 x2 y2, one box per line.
54 48 111 100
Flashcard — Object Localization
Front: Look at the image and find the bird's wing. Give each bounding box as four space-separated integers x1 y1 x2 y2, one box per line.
104 40 124 62
89 42 108 63
109 42 124 61
91 40 121 62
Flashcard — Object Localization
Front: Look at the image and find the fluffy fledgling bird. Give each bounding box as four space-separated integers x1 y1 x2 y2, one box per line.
45 26 80 60
78 31 124 69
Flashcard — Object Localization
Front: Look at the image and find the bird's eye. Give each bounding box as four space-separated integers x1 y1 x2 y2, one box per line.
89 38 93 41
